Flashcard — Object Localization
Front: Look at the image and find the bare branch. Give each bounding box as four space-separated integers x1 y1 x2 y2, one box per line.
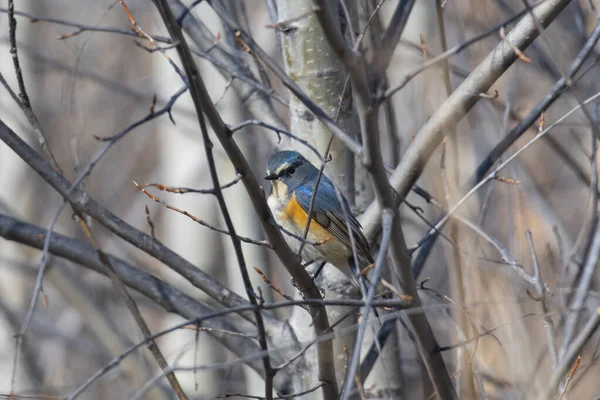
370 0 416 77
209 1 362 156
73 211 189 400
343 210 394 396
525 230 558 369
151 1 338 398
138 173 243 195
134 181 271 247
0 213 268 387
0 119 263 324
471 18 600 185
360 0 574 240
149 3 275 397
314 0 458 396
537 306 600 399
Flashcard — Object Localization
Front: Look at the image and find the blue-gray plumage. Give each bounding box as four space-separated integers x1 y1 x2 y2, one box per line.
265 150 374 279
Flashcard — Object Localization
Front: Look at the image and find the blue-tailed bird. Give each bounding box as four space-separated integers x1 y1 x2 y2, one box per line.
265 150 374 285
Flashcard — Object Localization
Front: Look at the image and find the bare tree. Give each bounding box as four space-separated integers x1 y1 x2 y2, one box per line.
1 0 600 399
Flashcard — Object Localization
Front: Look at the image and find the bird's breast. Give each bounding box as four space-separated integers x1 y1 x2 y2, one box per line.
267 188 353 275
267 181 290 220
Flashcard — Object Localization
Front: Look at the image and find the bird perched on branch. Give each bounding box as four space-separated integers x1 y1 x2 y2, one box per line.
265 150 374 284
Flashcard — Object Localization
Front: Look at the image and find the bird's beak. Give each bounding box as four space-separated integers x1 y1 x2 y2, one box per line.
264 172 278 180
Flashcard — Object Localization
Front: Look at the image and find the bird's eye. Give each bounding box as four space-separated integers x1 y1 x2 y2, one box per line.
288 166 296 175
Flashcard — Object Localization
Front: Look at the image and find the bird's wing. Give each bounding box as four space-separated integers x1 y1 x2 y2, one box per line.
294 182 373 264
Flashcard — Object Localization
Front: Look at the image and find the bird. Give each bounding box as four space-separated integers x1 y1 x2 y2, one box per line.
265 150 374 285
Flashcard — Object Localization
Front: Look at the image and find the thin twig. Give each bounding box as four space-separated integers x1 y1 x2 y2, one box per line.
150 3 275 398
380 3 539 103
0 7 172 43
134 181 271 247
471 18 600 185
416 91 600 288
254 267 294 301
360 0 580 242
8 0 31 109
229 119 323 162
73 215 189 400
525 230 558 369
144 205 156 238
556 355 581 400
138 173 243 195
342 211 394 398
537 307 600 399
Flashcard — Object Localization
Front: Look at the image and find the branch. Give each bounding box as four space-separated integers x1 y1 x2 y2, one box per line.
0 213 269 382
73 211 188 400
560 209 600 357
208 1 362 156
151 1 339 398
370 0 416 78
134 181 271 247
0 118 269 326
7 0 32 110
537 306 600 399
343 211 394 396
167 0 286 129
380 4 534 103
314 0 457 396
138 173 242 194
360 0 573 240
525 230 558 369
0 6 172 43
471 17 600 185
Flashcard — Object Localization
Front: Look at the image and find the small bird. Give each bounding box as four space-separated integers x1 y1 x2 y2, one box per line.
265 150 374 283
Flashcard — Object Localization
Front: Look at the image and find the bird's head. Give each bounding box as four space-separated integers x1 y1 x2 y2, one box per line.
265 150 317 191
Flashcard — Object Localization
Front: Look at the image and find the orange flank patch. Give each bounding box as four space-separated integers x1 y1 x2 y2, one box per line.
282 193 330 239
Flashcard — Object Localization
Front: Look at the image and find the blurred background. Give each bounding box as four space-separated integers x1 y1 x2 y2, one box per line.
1 0 599 398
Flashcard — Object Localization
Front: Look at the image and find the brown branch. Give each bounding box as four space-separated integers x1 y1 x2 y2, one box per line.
538 307 600 399
369 0 416 78
0 118 271 326
151 1 340 398
148 3 275 398
314 0 457 397
137 173 242 195
0 213 269 389
208 1 361 156
253 267 294 301
471 17 600 185
134 181 271 247
360 0 574 241
73 215 188 400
